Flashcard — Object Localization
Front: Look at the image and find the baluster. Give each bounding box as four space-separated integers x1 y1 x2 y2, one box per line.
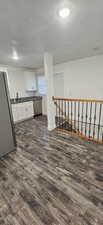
74 101 76 131
56 100 57 127
62 100 63 129
85 102 88 136
97 103 102 140
78 101 80 134
53 98 103 143
65 101 66 129
81 102 84 135
68 101 69 130
89 102 92 138
59 100 60 128
93 102 97 139
71 101 73 132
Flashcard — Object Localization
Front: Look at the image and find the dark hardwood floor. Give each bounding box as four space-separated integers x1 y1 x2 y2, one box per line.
0 116 103 225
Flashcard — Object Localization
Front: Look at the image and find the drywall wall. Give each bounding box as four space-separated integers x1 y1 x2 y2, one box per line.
54 54 103 99
36 54 103 115
6 68 36 98
7 69 27 98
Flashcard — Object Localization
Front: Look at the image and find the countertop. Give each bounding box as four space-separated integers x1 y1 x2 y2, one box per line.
11 96 42 104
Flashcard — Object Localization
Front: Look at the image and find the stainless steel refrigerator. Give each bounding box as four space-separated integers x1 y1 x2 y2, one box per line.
0 72 16 158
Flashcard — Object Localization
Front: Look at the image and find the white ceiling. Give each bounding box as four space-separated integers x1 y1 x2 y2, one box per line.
0 0 103 69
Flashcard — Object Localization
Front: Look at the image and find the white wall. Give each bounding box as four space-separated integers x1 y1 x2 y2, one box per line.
54 54 103 99
7 69 27 98
36 54 103 115
6 68 36 99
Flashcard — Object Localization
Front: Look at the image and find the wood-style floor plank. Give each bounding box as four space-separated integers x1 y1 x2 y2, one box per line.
0 116 103 225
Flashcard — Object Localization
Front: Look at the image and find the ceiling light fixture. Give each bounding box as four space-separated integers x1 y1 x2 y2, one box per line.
12 50 19 60
59 8 70 18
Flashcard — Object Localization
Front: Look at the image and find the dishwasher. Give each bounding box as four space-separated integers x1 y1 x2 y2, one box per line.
33 99 42 117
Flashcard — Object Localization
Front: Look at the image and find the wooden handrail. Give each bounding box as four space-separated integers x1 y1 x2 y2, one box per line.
53 96 103 143
52 96 103 103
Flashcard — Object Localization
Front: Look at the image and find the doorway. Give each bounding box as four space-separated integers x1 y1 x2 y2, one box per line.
54 72 64 98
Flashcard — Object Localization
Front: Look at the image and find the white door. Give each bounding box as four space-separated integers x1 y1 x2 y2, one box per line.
54 73 64 98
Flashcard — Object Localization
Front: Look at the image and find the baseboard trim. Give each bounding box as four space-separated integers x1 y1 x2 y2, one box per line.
14 116 34 124
56 128 103 144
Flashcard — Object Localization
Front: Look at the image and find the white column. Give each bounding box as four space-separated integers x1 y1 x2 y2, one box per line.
44 52 56 131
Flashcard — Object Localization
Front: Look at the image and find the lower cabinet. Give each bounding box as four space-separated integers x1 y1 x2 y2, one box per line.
12 105 18 123
12 101 34 123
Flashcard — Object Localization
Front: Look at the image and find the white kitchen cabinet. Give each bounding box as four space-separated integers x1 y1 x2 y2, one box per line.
24 71 37 91
12 101 34 123
24 102 34 118
17 103 26 121
12 104 19 123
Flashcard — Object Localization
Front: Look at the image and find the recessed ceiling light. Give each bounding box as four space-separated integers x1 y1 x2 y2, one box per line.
59 8 70 18
12 50 19 60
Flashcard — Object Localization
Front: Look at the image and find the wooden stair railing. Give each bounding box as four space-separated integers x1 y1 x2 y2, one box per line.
54 100 80 133
52 97 103 144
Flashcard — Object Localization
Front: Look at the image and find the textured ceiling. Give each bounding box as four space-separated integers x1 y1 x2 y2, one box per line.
0 0 103 68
